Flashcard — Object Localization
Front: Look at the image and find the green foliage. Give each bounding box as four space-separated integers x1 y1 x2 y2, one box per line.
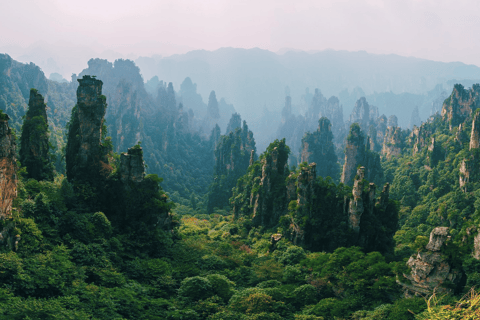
301 117 339 181
207 120 256 213
178 276 214 301
19 89 54 181
279 246 306 265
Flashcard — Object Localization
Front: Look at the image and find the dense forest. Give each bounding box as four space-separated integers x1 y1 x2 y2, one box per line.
2 52 480 319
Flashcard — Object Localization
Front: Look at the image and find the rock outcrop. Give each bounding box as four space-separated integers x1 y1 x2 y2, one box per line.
213 120 256 176
341 123 383 186
276 95 305 159
297 163 316 208
442 83 480 129
412 124 433 155
348 167 365 233
399 227 463 296
341 124 366 185
427 137 443 167
306 90 345 142
109 80 141 153
470 111 480 149
300 117 338 179
119 146 144 184
459 159 471 191
378 182 390 210
382 126 403 159
249 142 289 227
349 97 378 133
0 112 17 218
207 119 256 213
368 115 388 152
387 115 398 128
66 75 112 184
226 113 242 134
290 163 317 245
19 89 54 181
410 106 421 129
201 90 221 133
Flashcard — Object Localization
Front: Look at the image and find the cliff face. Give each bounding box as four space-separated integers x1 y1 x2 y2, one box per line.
470 111 480 149
0 54 49 130
277 96 305 161
79 59 146 154
0 113 17 218
300 117 338 180
278 90 346 166
66 75 112 184
341 123 365 186
458 112 480 191
232 137 396 254
382 126 403 159
252 146 289 227
348 167 365 233
341 123 383 186
349 97 378 133
459 159 470 191
369 115 388 152
225 113 242 134
214 120 256 176
207 119 257 213
290 163 316 245
412 124 433 155
19 89 53 181
306 90 345 142
387 115 398 128
109 80 141 153
441 83 480 129
119 146 144 184
399 227 463 296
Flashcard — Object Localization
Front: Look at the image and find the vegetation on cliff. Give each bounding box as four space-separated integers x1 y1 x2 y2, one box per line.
19 89 54 181
4 53 480 319
207 117 256 213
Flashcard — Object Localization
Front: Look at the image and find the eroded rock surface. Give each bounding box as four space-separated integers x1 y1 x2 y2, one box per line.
470 111 480 149
399 227 463 296
382 126 403 159
341 124 365 186
66 75 112 183
0 114 17 218
300 118 338 179
119 146 144 184
442 83 480 129
348 167 365 233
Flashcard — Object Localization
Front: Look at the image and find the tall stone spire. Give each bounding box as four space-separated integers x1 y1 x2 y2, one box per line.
66 75 112 183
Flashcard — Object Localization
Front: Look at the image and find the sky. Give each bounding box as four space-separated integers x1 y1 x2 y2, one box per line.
1 0 480 76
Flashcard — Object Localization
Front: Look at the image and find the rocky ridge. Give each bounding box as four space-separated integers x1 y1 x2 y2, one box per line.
441 83 480 129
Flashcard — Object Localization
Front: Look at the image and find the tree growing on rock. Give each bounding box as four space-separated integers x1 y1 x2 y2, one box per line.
19 89 54 181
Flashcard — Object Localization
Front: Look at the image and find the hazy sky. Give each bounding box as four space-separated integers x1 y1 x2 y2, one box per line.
2 0 480 66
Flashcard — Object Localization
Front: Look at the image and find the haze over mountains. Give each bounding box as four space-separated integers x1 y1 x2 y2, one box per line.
136 48 480 120
6 46 480 128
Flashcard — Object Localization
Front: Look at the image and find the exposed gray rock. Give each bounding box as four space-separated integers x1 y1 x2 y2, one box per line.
348 167 365 233
399 227 463 296
119 146 145 183
470 111 480 149
425 227 449 251
0 114 17 219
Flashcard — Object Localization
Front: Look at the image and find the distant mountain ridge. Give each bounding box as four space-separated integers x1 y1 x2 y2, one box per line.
135 48 480 122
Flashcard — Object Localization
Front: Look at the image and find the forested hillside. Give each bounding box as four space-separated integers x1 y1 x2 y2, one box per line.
3 53 480 319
